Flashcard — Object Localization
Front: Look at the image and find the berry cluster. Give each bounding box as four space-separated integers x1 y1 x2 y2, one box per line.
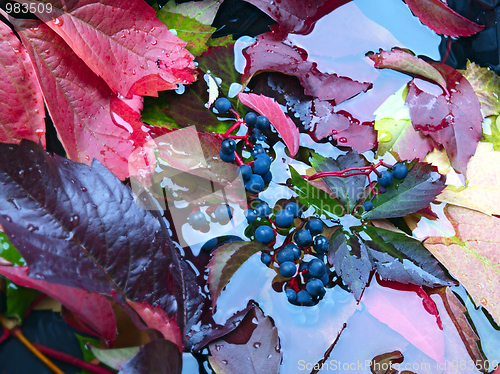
188 204 233 231
363 163 408 212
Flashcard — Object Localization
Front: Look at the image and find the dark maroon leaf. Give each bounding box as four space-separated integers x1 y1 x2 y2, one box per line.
404 0 484 37
242 0 351 34
406 63 483 174
242 32 371 105
119 339 181 374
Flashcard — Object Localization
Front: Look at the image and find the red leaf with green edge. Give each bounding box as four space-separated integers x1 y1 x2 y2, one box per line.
404 0 484 37
242 0 350 34
120 339 182 374
242 32 372 105
369 48 448 95
238 92 300 157
0 140 185 330
207 241 266 312
362 162 446 220
208 306 281 374
14 0 196 97
406 63 483 175
0 20 45 146
90 345 140 370
0 265 117 344
15 20 155 180
461 61 500 118
127 301 183 351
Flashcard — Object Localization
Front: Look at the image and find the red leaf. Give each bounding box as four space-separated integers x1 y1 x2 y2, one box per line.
0 21 45 145
242 32 371 105
16 20 155 180
242 0 350 34
406 63 483 174
238 93 300 157
0 266 116 344
21 0 197 97
404 0 484 37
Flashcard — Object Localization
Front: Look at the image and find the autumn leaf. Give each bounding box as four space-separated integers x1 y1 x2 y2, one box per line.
238 93 300 157
461 61 500 118
437 142 500 215
90 346 139 370
483 117 500 151
424 205 500 325
120 340 182 374
0 20 45 146
403 0 484 37
17 0 196 97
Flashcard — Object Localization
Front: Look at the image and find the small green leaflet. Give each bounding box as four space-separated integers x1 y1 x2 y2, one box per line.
0 232 24 265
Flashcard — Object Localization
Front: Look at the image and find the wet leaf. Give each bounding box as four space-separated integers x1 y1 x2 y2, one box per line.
0 21 45 146
208 241 266 311
90 345 140 370
162 0 223 26
369 48 448 95
0 266 117 343
17 0 196 97
5 280 41 322
0 233 24 266
437 142 500 215
120 339 182 374
424 205 500 325
406 64 483 175
362 162 446 220
461 61 500 118
483 117 500 151
208 306 281 374
403 0 484 37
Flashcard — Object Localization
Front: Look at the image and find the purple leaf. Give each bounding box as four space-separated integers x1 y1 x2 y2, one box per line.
119 339 181 374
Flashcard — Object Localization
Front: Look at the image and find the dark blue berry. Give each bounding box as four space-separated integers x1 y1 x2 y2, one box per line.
283 243 301 260
305 218 323 235
263 171 273 184
253 155 271 175
189 211 206 229
308 258 326 278
220 139 236 155
256 116 270 131
378 170 394 187
237 164 252 182
279 261 296 278
285 289 297 302
313 235 329 254
214 97 231 113
276 246 295 264
306 278 325 296
250 128 262 143
215 204 232 221
255 225 274 244
378 186 388 194
275 209 294 228
296 290 313 305
219 150 235 162
245 209 256 223
363 201 374 211
255 202 271 218
251 144 265 157
320 272 329 286
392 163 408 179
261 252 271 266
201 237 219 252
294 229 312 248
245 112 258 127
245 174 265 193
299 260 309 273
285 202 301 218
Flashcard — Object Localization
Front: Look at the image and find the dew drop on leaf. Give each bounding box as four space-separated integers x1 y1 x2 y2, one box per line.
18 170 24 179
481 298 488 306
338 137 348 143
53 18 63 26
378 130 392 143
253 342 261 348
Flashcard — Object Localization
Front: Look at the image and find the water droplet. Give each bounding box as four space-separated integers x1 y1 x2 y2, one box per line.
221 360 228 365
18 170 25 179
27 224 38 232
481 298 488 306
253 342 261 348
34 273 45 280
35 129 44 138
81 187 87 192
7 199 21 210
132 69 136 75
151 40 157 45
378 130 392 143
338 137 348 143
214 344 223 351
53 17 63 26
3 215 12 222
70 215 79 227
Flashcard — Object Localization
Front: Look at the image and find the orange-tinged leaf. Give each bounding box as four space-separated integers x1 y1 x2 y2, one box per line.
424 205 500 325
461 61 500 118
0 20 45 145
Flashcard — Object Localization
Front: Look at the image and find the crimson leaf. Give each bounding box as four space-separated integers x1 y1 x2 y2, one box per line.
327 226 454 300
362 162 446 220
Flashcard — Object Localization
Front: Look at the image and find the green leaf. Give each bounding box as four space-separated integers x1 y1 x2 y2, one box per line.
90 345 139 370
161 0 222 26
310 151 367 213
461 61 500 118
207 241 266 311
141 92 181 129
289 166 344 218
362 162 446 220
75 334 101 374
483 116 500 151
328 226 454 300
0 232 24 265
5 281 41 321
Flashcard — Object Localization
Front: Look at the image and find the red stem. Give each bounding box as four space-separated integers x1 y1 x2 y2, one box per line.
224 119 244 136
234 152 244 166
0 325 10 344
303 160 391 181
24 294 48 319
229 108 241 121
32 343 116 374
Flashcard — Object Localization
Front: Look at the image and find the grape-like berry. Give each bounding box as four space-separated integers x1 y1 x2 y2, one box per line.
306 278 325 296
296 290 313 305
201 237 219 252
255 225 275 244
220 139 237 155
294 229 313 248
308 258 326 278
251 144 265 157
363 201 374 212
245 174 265 193
214 97 231 113
392 163 408 179
285 289 297 302
245 209 256 223
253 154 271 175
279 261 296 278
244 112 258 127
188 211 206 229
276 246 295 264
285 202 301 218
313 235 329 254
256 116 270 131
263 171 273 184
378 170 394 187
275 208 294 228
261 252 271 266
255 202 271 218
219 150 235 162
215 204 232 221
237 164 252 182
305 218 323 236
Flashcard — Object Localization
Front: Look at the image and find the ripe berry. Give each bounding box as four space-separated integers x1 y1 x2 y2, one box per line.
275 209 294 228
261 252 271 266
245 209 256 223
299 260 309 273
256 116 270 131
219 150 235 162
237 164 252 182
188 211 206 229
320 272 329 286
214 97 231 113
363 201 374 211
263 171 273 184
255 225 274 244
294 229 312 248
279 261 296 278
245 112 258 127
255 202 271 218
378 170 394 187
392 163 408 179
296 290 313 305
285 289 297 302
308 258 326 278
306 278 325 296
202 237 219 252
215 204 232 221
276 246 295 264
253 154 271 175
283 243 301 260
313 235 329 254
251 144 265 157
245 174 265 193
285 202 301 218
378 186 388 194
305 218 323 236
220 139 236 155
